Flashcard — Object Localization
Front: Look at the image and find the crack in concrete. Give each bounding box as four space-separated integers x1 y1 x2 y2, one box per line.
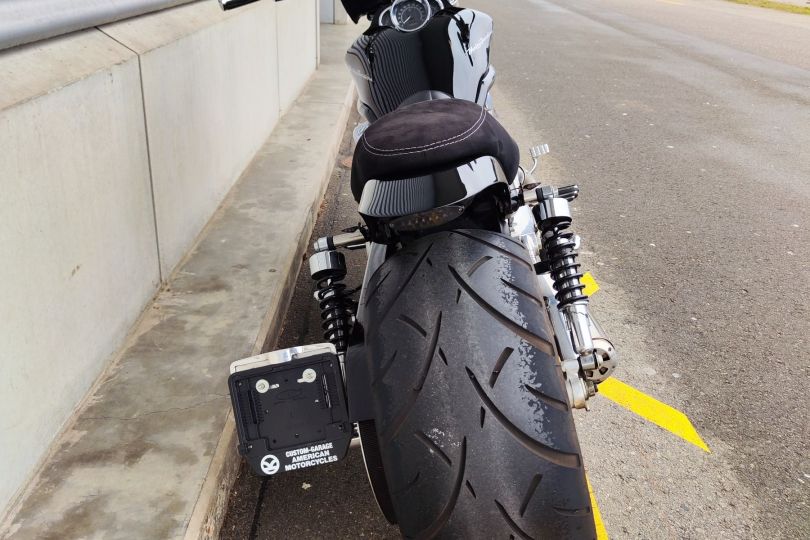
83 394 229 422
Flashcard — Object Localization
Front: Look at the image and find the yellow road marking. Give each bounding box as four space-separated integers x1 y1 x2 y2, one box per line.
657 0 684 5
599 378 710 452
582 272 600 297
587 477 609 540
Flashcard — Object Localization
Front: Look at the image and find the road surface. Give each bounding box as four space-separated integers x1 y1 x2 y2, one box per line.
223 0 810 537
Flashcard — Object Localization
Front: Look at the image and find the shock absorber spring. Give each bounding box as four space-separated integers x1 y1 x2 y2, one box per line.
534 188 587 308
309 250 354 354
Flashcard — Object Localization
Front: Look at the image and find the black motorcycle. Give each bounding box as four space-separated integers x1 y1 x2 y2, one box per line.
221 1 617 537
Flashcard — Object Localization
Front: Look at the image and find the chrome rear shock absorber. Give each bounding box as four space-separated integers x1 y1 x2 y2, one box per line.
309 250 355 355
538 190 587 306
535 186 593 354
533 185 617 408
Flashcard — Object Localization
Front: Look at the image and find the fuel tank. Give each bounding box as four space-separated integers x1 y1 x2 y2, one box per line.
346 8 494 121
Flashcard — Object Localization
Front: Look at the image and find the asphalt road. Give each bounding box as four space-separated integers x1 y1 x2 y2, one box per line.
223 0 809 537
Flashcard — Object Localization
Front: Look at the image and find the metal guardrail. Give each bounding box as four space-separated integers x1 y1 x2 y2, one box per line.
0 0 199 52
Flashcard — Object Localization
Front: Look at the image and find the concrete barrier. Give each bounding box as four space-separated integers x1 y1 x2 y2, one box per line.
0 29 159 516
319 0 351 24
278 0 319 110
102 1 293 276
0 0 321 519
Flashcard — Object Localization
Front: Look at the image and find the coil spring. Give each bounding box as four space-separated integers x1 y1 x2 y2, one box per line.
315 271 354 354
540 217 588 307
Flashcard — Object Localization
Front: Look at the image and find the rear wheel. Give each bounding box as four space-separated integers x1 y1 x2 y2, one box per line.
360 229 596 539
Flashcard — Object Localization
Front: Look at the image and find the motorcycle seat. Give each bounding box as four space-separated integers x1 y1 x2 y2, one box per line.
351 98 520 201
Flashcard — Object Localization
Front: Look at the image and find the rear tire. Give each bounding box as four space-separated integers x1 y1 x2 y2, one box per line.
361 230 596 539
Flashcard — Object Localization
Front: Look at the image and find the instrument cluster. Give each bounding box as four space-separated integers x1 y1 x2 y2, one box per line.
380 0 450 33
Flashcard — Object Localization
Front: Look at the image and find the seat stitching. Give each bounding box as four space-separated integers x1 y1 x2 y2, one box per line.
360 110 489 157
360 116 487 157
362 106 486 153
362 106 485 153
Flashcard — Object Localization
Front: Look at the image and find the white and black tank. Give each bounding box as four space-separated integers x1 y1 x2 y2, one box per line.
346 2 495 122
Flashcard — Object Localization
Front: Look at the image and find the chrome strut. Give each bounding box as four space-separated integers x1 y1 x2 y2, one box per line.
509 149 618 410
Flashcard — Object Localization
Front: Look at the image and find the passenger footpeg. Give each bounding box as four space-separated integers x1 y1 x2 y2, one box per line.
228 344 352 476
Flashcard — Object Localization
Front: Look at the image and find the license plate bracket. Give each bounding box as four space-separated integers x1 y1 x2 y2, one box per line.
228 344 351 476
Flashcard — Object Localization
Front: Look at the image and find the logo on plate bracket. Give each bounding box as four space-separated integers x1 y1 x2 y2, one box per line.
260 454 280 475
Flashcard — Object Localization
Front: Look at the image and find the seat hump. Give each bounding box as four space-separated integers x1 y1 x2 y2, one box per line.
351 99 519 201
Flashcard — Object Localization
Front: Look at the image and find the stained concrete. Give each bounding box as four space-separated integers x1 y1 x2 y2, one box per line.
0 28 135 111
0 29 158 513
0 23 358 540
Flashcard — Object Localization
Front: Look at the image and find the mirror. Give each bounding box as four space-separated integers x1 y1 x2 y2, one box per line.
218 0 262 11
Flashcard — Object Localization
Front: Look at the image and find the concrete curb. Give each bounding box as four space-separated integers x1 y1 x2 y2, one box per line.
185 77 356 540
1 23 358 540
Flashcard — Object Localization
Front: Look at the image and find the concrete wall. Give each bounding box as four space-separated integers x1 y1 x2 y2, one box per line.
319 0 350 24
0 31 159 518
103 1 289 276
279 0 319 110
0 0 319 517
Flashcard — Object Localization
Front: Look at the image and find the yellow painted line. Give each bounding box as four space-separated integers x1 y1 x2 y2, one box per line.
582 272 600 297
657 0 685 5
599 378 710 452
587 477 609 540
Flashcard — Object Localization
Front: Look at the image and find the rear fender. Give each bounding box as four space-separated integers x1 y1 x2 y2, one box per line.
357 156 509 218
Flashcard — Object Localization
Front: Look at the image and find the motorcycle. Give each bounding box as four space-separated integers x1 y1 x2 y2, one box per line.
220 0 618 537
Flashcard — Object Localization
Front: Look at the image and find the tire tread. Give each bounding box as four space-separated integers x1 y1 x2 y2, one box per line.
362 230 595 539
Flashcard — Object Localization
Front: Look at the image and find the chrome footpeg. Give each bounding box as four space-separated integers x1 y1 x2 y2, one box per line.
352 122 370 145
527 143 549 175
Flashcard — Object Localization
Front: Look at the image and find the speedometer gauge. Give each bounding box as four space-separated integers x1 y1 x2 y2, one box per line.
391 0 432 33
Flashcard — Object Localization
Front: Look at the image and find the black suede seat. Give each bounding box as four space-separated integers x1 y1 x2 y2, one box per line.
351 98 520 201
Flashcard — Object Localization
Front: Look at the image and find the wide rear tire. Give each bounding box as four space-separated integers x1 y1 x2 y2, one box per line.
361 229 596 539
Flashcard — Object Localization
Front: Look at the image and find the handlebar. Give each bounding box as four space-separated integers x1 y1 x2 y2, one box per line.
218 0 261 10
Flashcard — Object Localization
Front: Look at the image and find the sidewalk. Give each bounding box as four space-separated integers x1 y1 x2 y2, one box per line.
0 23 358 540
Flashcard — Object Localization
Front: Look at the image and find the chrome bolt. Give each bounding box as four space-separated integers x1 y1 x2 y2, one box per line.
301 369 317 384
255 379 270 394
